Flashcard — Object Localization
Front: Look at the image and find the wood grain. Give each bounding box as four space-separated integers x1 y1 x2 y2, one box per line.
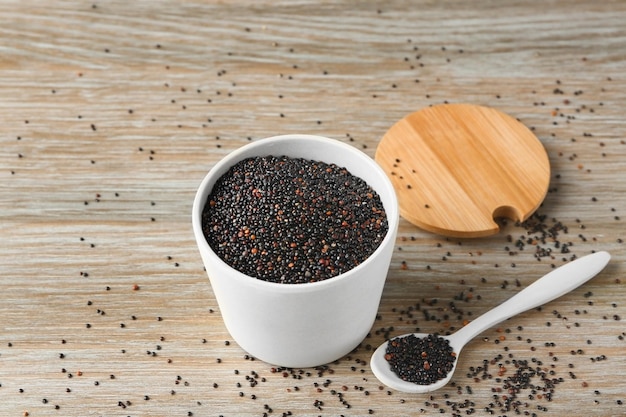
1 1 625 416
376 104 550 237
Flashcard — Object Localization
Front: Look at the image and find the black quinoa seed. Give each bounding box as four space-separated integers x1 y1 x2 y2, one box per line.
384 334 456 385
201 155 388 283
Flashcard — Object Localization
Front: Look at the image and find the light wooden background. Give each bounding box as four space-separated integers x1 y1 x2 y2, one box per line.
1 1 625 416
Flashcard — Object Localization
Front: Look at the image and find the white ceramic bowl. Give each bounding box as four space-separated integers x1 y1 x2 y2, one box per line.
192 134 399 367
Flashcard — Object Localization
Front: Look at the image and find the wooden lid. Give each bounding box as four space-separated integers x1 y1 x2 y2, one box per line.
375 104 550 238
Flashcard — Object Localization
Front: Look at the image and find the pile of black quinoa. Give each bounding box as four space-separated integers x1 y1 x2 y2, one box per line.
385 333 457 385
201 155 388 284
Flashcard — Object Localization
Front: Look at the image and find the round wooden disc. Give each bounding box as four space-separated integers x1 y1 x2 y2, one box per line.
375 104 550 238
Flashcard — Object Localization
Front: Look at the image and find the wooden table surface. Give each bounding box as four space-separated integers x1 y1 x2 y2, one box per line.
1 1 625 416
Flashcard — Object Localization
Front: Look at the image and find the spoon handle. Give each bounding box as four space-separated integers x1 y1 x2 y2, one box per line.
452 251 611 345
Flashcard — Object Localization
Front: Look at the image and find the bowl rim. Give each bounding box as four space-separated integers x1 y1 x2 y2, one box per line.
192 134 399 293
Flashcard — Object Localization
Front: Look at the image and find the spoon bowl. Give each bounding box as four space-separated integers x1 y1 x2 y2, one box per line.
371 332 464 393
371 251 611 393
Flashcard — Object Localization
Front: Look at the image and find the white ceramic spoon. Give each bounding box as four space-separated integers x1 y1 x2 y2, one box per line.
370 251 611 393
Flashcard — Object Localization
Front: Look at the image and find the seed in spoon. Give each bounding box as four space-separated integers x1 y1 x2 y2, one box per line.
384 333 456 384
